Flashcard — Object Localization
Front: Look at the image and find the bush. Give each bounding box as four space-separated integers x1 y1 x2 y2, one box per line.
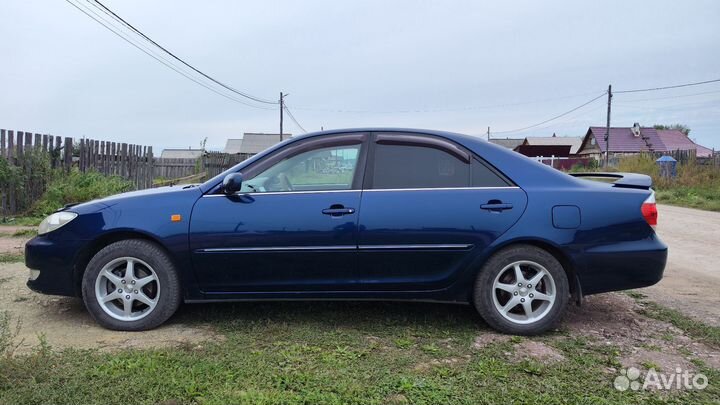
31 170 134 216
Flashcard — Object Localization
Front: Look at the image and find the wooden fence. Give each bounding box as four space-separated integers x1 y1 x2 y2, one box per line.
204 152 245 178
1 130 71 216
0 127 256 216
76 138 154 189
1 129 154 216
153 158 198 179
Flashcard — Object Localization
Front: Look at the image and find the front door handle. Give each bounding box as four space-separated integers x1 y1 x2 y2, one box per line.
322 205 356 217
481 201 513 212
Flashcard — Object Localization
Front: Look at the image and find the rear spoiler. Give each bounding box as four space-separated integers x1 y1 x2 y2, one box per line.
569 172 652 190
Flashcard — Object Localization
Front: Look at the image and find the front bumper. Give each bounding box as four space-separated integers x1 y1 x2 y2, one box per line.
25 235 88 297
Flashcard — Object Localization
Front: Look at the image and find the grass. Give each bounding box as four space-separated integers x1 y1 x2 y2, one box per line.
616 155 720 212
31 169 134 217
1 302 718 404
637 301 720 348
10 229 37 238
0 217 43 227
0 254 24 264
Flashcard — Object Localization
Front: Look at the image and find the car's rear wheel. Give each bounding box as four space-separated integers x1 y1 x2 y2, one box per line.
82 239 181 331
473 245 569 335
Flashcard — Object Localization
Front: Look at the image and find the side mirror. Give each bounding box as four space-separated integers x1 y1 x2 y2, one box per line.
222 173 243 195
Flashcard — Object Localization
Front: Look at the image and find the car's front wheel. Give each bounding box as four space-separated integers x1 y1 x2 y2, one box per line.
473 245 569 335
82 239 181 331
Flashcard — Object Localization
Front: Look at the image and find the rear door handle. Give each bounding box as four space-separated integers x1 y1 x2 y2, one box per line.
481 202 513 212
322 205 355 217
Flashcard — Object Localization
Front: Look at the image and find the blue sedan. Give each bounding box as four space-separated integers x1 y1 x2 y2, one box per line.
25 129 667 335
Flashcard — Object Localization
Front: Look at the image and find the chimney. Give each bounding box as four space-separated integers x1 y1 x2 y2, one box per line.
631 123 641 137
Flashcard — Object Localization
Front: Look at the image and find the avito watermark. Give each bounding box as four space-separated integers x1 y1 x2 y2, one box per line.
614 367 708 391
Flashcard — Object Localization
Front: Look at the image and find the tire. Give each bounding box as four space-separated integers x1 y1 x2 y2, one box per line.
473 244 569 335
82 239 181 331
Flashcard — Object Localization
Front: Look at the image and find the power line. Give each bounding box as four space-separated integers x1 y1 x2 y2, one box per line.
493 92 607 134
283 104 307 133
66 0 277 108
64 0 276 110
89 0 277 105
615 78 720 94
614 89 720 103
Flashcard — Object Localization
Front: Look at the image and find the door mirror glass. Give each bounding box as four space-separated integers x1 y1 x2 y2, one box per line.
222 173 243 194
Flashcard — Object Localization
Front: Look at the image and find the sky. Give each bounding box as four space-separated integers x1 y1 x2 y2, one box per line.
1 0 719 152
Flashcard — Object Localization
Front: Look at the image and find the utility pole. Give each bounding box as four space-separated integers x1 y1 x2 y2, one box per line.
279 91 284 142
487 126 490 141
604 84 612 168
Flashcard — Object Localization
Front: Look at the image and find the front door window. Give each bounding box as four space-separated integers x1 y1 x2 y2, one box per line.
242 145 361 192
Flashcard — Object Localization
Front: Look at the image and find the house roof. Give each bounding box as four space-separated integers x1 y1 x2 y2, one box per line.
225 133 292 155
585 126 666 153
522 136 583 154
489 138 524 149
656 130 714 158
160 148 204 159
223 139 243 154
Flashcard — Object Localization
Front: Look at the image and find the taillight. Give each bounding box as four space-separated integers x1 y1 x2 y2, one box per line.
641 192 658 228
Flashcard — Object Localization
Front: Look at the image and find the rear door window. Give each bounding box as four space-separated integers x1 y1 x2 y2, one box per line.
370 142 470 189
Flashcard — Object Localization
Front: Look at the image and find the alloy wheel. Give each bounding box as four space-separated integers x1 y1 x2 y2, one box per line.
491 260 556 325
94 257 160 321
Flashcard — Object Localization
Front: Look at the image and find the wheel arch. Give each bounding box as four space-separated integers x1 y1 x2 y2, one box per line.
470 238 582 305
72 230 175 297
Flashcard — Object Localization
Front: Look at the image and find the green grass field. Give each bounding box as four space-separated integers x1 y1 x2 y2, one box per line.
1 301 718 405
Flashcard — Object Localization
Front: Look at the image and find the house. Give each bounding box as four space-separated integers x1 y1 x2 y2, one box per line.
489 138 524 150
576 123 714 159
519 134 583 156
224 133 291 156
159 148 204 159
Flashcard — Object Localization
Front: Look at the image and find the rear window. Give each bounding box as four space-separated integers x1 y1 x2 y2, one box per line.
371 144 470 189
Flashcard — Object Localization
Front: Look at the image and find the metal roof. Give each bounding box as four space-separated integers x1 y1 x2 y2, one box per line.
656 130 714 158
225 133 292 155
522 136 583 154
489 138 524 149
159 148 204 159
223 139 243 154
587 126 665 153
583 127 714 157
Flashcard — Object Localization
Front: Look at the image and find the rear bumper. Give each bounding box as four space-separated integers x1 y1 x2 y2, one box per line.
578 235 668 295
25 236 87 297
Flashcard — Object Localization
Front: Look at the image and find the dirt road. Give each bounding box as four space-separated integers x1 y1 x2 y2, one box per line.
643 204 720 326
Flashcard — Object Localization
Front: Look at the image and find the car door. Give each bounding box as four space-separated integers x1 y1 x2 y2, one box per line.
356 132 527 291
189 133 368 293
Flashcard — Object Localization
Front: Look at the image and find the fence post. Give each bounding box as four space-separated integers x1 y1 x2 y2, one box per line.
64 137 73 172
148 146 154 188
55 136 62 168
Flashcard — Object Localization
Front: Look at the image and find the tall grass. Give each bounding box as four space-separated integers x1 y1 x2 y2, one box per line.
31 170 134 216
617 155 720 211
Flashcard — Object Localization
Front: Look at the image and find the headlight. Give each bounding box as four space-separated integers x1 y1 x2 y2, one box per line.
38 212 78 235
